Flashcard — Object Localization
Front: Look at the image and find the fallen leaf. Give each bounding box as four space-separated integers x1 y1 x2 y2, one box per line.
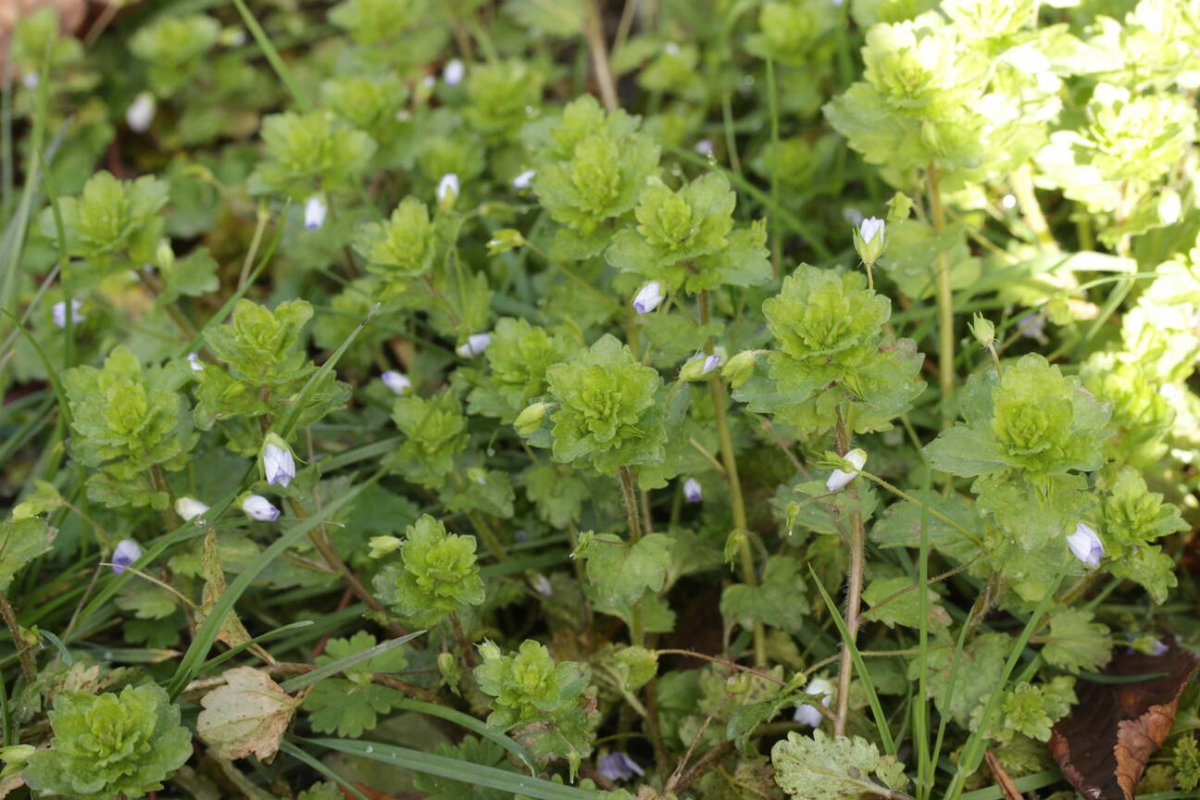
196 667 298 762
1049 644 1199 800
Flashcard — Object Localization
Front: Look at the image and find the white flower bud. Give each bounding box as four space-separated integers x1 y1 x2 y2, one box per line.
443 59 465 86
262 436 296 488
242 494 280 522
695 138 714 157
632 281 664 314
437 173 460 208
51 299 84 329
304 195 327 230
1067 522 1103 568
826 448 868 493
381 370 412 395
683 478 703 504
793 677 833 727
187 352 204 372
174 497 209 521
512 169 536 189
456 332 491 358
126 91 157 133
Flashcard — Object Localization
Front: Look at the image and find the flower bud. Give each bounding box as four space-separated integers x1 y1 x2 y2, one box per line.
680 352 723 381
368 535 403 558
852 216 886 269
486 229 525 255
156 239 175 271
970 313 995 349
261 434 296 488
514 402 548 436
437 173 460 209
442 58 465 86
456 332 491 358
512 169 536 190
597 752 644 783
632 281 664 314
683 477 703 504
1067 522 1103 568
793 677 833 727
826 448 868 493
51 299 84 329
381 370 412 396
187 352 204 372
126 91 156 133
721 350 757 388
304 195 328 230
531 573 553 597
111 539 143 574
242 494 280 522
174 496 209 521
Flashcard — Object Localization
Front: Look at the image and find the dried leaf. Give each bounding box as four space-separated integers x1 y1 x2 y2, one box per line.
1049 644 1200 800
196 667 298 761
198 529 253 650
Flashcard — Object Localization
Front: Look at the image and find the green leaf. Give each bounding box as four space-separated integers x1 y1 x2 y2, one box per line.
862 575 951 631
771 730 909 800
372 515 485 627
720 556 808 634
577 532 671 609
1040 609 1111 674
0 518 54 594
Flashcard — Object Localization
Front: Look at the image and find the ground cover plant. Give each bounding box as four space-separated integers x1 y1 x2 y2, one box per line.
1 0 1199 797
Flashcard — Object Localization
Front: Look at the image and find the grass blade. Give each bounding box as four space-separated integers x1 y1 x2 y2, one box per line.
808 565 897 756
303 737 602 800
391 699 537 774
278 631 426 693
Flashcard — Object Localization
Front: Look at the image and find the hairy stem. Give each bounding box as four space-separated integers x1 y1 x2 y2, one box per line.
926 162 955 426
0 595 36 684
833 416 865 736
617 466 646 646
585 0 619 112
285 497 405 637
699 291 765 667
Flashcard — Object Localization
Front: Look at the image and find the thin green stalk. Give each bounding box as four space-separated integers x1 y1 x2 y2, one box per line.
926 162 955 426
914 482 931 800
698 291 765 667
765 57 782 278
230 0 312 111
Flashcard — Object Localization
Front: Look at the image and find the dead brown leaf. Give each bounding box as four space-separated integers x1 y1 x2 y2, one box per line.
1049 644 1199 800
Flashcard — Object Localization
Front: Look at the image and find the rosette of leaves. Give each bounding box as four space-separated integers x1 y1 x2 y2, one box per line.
1080 354 1173 468
523 95 661 258
247 111 376 198
969 677 1077 744
128 14 220 95
464 60 545 142
468 318 572 422
301 632 410 737
63 347 197 509
824 12 990 176
536 334 666 475
1085 0 1200 93
1037 83 1197 217
320 75 411 167
352 196 439 291
40 171 168 287
373 515 485 627
474 639 596 773
606 172 771 293
329 0 449 69
195 300 348 449
744 265 924 434
388 391 469 488
926 355 1113 599
746 0 839 114
22 683 192 800
1099 467 1188 602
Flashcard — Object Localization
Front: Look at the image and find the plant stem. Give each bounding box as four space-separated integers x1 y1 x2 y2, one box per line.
0 595 36 684
833 416 865 736
1010 165 1056 251
616 466 646 646
585 0 619 112
284 497 405 638
698 291 765 667
926 161 955 426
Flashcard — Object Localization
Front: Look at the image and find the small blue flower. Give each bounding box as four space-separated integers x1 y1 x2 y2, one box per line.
111 540 143 574
597 752 644 783
683 477 703 504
